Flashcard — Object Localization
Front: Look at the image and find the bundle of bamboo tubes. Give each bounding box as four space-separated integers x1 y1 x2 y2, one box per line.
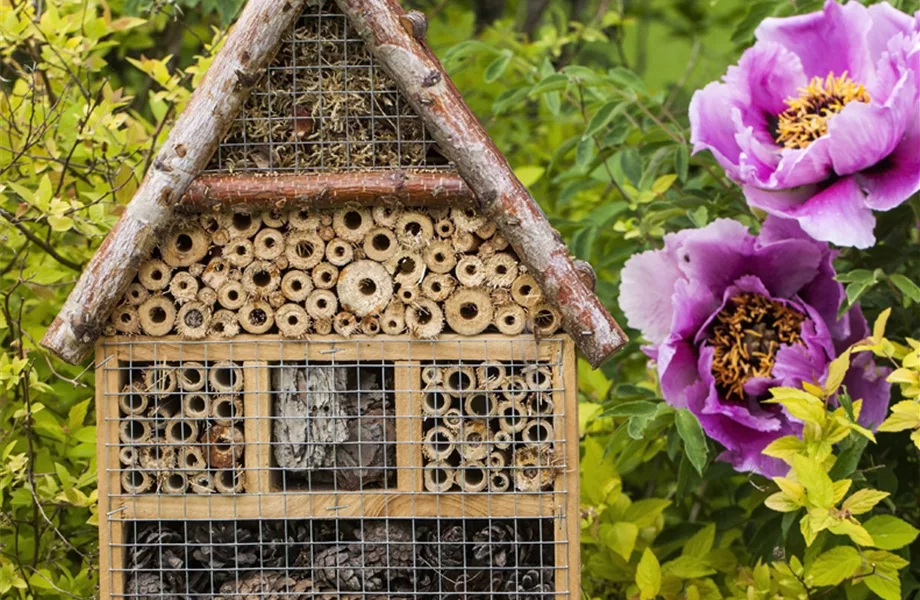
105 206 564 339
118 361 245 494
420 361 560 493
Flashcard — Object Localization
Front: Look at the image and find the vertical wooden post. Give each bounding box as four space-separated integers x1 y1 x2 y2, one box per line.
554 338 580 598
243 361 272 494
394 361 422 492
97 342 123 600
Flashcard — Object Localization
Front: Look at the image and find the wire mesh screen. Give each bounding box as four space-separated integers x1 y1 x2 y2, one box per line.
98 336 577 598
205 0 449 174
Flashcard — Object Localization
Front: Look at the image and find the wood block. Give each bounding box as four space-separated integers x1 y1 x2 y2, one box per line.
394 361 422 492
242 361 271 494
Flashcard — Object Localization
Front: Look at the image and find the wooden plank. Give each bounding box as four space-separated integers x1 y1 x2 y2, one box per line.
558 337 580 598
242 361 272 494
107 333 565 363
108 491 556 520
394 362 421 492
97 343 123 600
109 521 125 599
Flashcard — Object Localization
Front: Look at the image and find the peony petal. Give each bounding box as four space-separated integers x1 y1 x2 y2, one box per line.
866 2 918 65
619 247 684 345
769 137 834 189
689 82 745 180
670 278 720 340
755 0 873 82
856 110 920 211
724 42 808 117
657 340 701 410
751 237 822 299
843 353 892 430
672 219 755 295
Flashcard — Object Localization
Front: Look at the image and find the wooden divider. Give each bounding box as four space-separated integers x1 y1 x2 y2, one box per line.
394 361 422 493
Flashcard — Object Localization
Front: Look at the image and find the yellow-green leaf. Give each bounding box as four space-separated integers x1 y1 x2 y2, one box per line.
863 515 920 550
825 350 851 396
763 436 806 462
636 548 661 600
765 492 801 512
807 546 861 586
833 479 852 504
842 489 890 515
604 521 638 560
878 401 920 432
793 454 834 508
683 523 715 557
651 174 678 195
828 519 874 547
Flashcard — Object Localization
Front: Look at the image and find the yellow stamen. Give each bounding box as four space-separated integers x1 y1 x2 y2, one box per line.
775 72 870 150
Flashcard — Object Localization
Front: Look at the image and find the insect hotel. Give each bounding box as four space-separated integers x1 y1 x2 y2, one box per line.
41 0 626 597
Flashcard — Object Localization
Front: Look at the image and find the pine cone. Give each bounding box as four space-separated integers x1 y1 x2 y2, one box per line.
215 572 313 600
124 572 178 599
129 524 187 593
257 520 310 569
191 521 258 587
313 521 413 592
418 524 465 570
471 522 517 568
503 568 555 599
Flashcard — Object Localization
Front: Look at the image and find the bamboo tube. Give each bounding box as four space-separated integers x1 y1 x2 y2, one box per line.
124 282 149 306
523 365 553 391
455 255 485 287
380 301 405 335
280 270 313 302
491 287 512 306
121 469 152 494
434 218 454 238
202 425 244 469
457 461 488 492
143 366 178 398
501 375 529 402
511 273 543 308
337 260 394 316
213 468 245 494
217 281 247 310
492 232 509 251
363 227 398 262
149 397 181 426
396 211 434 247
166 418 199 445
197 286 218 307
372 204 403 228
484 253 518 287
527 393 555 417
493 430 514 450
119 382 149 416
139 442 177 471
212 228 231 247
273 255 289 271
161 471 189 495
332 207 373 243
487 450 509 469
313 317 332 335
306 289 338 320
288 206 321 231
253 228 285 260
238 300 274 334
176 302 211 339
513 446 555 492
422 426 455 462
286 231 325 269
421 273 455 302
119 419 151 444
476 221 497 240
221 210 262 239
333 311 359 337
451 207 486 232
242 260 281 298
397 285 419 304
522 418 555 446
458 420 490 461
497 399 529 434
211 395 243 426
442 366 476 397
261 208 286 228
360 315 381 336
529 302 563 336
161 226 209 267
179 446 207 471
268 288 287 309
444 287 493 336
138 296 176 336
224 238 254 268
490 471 511 492
421 387 451 417
119 446 138 466
464 392 497 418
318 224 335 242
188 471 214 494
423 461 455 493
178 362 206 392
388 250 425 286
209 361 243 393
169 272 199 304
199 213 220 235
476 362 507 391
451 230 479 253
202 257 231 290
112 306 141 335
182 394 210 420
420 365 442 386
325 238 355 266
189 262 204 277
422 240 456 274
495 304 526 335
210 309 240 338
443 408 463 432
138 259 172 291
477 240 497 259
405 298 444 338
275 304 310 337
312 262 339 289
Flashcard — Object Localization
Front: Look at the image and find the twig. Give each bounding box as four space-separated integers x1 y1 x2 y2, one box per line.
0 207 82 271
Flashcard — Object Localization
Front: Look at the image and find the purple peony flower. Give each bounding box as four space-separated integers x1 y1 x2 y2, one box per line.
618 218 890 476
690 1 920 249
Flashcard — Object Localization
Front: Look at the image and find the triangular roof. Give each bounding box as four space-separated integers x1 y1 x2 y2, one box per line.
41 0 626 367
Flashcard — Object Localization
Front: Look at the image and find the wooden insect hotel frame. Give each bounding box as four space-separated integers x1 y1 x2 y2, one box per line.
42 0 627 598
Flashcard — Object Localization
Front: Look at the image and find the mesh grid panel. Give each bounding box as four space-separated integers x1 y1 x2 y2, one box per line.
98 336 576 598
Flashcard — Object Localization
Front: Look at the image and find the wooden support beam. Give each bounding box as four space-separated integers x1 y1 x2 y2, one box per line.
40 0 308 364
181 171 475 209
333 0 627 367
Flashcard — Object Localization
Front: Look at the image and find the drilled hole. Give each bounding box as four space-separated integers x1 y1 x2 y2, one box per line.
460 303 478 320
150 306 167 323
175 234 192 252
359 278 377 296
232 213 252 231
252 270 271 287
372 234 390 251
344 210 362 230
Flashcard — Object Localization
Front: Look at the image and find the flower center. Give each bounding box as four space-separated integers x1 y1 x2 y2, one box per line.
708 293 805 401
775 72 870 150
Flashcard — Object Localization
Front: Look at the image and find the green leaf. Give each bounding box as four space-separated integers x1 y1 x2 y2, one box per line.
603 521 638 560
793 454 834 508
890 273 920 303
530 73 569 96
607 67 647 94
604 401 658 418
584 100 628 138
675 409 708 476
624 498 671 528
842 489 890 515
674 145 689 182
863 571 901 600
863 515 920 550
636 548 661 600
484 50 513 83
514 165 545 187
808 546 862 586
663 555 716 579
829 435 869 479
614 149 643 188
683 523 715 557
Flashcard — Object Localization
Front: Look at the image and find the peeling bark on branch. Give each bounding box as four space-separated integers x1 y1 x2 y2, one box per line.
40 0 308 364
333 0 627 367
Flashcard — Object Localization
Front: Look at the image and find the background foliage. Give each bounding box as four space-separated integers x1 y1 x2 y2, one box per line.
1 0 918 597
